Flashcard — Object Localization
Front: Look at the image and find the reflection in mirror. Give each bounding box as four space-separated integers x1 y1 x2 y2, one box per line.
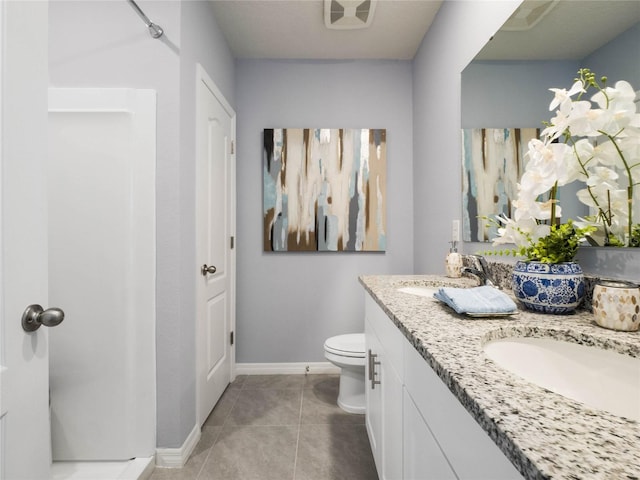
461 0 640 244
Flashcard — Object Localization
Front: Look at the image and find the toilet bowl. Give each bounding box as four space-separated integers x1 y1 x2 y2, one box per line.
323 333 366 414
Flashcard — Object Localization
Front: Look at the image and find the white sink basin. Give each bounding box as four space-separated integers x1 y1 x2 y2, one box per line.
483 337 640 421
397 286 439 299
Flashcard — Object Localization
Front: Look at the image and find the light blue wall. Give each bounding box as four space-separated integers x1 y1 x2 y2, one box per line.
462 61 578 128
412 0 520 274
461 22 640 127
235 60 414 363
175 0 236 447
583 22 640 87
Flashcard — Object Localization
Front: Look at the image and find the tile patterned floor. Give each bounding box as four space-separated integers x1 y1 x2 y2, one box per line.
150 374 378 480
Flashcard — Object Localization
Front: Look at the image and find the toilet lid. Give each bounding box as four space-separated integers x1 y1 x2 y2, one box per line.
324 333 365 358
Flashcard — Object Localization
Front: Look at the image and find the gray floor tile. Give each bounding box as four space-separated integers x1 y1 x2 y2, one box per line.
294 424 378 480
149 375 376 480
227 388 302 426
303 374 339 389
242 374 305 389
204 385 242 427
301 376 364 425
198 425 298 480
229 375 247 389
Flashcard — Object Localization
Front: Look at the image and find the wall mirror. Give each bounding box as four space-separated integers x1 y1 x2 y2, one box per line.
461 0 640 245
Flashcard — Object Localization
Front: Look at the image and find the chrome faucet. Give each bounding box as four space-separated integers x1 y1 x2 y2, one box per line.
462 255 499 288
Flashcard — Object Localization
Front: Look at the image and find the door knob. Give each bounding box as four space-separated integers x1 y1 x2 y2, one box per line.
201 264 217 276
22 304 65 332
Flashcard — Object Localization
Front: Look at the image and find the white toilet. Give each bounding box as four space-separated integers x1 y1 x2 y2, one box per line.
323 333 366 414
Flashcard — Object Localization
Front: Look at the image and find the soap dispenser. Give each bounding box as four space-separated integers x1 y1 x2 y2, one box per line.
445 241 463 278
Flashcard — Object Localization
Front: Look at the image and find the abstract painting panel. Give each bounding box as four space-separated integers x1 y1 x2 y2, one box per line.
462 128 539 242
263 128 387 252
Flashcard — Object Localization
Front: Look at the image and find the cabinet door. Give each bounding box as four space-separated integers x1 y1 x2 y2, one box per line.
381 356 403 480
404 341 523 479
365 316 383 473
365 294 404 480
403 389 457 480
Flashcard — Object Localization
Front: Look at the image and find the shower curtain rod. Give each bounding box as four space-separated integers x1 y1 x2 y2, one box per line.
127 0 164 39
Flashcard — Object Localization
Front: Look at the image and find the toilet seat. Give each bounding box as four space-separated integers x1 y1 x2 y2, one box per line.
324 333 365 358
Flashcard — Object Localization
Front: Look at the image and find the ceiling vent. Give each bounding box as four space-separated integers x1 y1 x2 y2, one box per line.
501 0 559 31
324 0 377 30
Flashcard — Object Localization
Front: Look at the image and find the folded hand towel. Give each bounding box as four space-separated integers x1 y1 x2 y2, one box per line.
433 286 517 315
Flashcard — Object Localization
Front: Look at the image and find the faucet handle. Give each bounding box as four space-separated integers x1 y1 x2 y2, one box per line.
468 254 488 272
463 256 500 289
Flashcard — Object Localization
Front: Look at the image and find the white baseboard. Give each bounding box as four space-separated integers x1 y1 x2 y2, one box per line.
236 361 340 375
155 423 201 468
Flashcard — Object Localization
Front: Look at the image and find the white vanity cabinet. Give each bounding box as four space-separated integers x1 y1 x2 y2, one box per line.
404 341 522 479
364 292 523 480
365 295 403 480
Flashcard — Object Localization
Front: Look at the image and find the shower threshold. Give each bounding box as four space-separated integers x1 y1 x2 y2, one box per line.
52 456 154 480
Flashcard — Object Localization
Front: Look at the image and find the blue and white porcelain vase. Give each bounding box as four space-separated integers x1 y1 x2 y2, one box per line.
511 261 585 314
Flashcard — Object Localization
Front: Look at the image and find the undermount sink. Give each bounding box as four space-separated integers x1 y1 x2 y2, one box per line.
483 337 640 421
397 286 439 299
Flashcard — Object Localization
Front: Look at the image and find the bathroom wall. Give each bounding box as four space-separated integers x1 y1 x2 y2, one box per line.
235 60 414 363
461 61 578 128
177 0 236 448
49 0 235 449
583 23 640 87
462 23 640 127
412 0 519 274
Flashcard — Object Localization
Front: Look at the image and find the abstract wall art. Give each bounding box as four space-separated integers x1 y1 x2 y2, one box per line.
263 128 387 252
462 128 539 242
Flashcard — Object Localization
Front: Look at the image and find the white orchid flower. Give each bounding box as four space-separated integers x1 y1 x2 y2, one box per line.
549 80 585 111
491 70 637 250
519 170 556 197
587 166 619 184
590 139 624 166
592 80 637 110
617 135 640 164
492 215 550 249
577 188 598 208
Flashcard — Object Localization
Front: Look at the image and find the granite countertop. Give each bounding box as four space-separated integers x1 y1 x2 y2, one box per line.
359 275 640 480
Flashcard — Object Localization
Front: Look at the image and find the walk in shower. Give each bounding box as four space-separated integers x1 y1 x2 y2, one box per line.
47 88 156 476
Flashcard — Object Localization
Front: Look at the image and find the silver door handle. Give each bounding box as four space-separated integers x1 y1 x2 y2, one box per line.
201 264 217 276
369 350 381 389
368 349 374 381
22 304 65 332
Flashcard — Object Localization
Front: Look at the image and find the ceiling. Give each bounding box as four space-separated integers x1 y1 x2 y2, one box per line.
208 0 640 61
208 0 443 60
477 0 640 61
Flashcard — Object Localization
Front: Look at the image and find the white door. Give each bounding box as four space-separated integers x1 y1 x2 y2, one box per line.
195 64 236 426
0 1 52 479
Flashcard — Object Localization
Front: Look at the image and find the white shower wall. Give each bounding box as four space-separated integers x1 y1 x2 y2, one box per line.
47 88 156 460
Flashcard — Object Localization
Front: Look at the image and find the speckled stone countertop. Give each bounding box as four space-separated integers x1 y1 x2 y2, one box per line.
359 275 640 480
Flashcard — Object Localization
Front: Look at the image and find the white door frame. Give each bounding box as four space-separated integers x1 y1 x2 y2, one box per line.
195 63 236 426
0 1 52 478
